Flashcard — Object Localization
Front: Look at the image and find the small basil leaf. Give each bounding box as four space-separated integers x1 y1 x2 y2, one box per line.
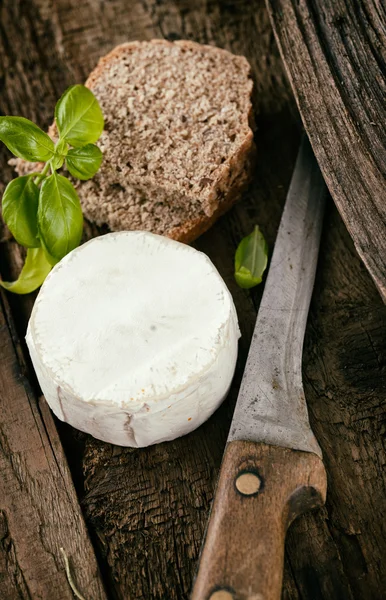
0 247 51 294
55 85 104 147
0 116 55 161
235 225 268 289
38 172 83 261
2 175 40 247
66 144 103 180
51 138 69 170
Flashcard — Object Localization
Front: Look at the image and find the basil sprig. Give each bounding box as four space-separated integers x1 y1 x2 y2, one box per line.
0 85 104 294
235 225 268 289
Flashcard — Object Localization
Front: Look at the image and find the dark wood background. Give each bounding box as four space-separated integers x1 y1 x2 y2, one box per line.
0 1 385 599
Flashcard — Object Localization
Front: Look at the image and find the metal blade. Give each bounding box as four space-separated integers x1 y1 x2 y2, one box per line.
228 136 327 457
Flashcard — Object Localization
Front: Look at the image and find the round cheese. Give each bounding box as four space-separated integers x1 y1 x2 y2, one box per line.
26 231 240 447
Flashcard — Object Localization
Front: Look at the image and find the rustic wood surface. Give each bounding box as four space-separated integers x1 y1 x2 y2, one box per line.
192 442 326 600
0 1 385 599
0 295 107 598
266 0 386 301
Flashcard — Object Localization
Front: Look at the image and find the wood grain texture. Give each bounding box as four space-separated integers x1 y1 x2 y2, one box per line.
265 0 386 301
192 442 326 600
0 1 385 599
0 291 107 599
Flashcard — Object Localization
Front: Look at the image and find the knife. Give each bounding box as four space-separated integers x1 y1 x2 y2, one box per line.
191 136 328 600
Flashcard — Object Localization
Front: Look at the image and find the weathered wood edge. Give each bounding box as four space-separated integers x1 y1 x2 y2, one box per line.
0 289 107 599
265 0 386 301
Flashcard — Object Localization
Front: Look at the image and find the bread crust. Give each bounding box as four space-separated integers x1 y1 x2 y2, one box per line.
167 139 256 243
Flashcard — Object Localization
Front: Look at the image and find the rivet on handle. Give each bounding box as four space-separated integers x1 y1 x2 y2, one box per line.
235 471 261 496
209 591 234 600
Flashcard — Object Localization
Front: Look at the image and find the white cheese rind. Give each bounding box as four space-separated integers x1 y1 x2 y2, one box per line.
26 231 240 447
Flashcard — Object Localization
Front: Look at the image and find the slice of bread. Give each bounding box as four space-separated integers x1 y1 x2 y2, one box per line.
14 40 255 243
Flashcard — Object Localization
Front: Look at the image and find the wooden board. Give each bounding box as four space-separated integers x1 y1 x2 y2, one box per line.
265 0 386 301
0 1 385 599
0 293 107 598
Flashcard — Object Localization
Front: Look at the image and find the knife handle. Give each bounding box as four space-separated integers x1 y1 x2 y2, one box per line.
191 441 326 600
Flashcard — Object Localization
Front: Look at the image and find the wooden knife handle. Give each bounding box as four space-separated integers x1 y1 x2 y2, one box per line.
191 441 326 600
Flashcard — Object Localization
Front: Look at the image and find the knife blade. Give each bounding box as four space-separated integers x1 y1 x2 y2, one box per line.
191 136 328 600
229 135 325 457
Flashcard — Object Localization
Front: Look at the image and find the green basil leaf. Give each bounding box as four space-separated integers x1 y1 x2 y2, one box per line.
55 85 104 147
0 247 51 294
51 138 69 170
2 175 40 247
42 248 60 267
38 172 83 261
66 144 103 180
0 116 54 161
235 225 268 289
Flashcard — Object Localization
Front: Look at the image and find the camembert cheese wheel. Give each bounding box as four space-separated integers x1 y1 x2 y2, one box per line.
26 231 240 447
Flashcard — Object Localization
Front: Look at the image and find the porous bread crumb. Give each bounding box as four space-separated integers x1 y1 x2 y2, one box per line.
12 40 255 242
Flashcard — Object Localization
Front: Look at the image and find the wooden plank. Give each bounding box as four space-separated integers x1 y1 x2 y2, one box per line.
0 292 107 598
285 201 386 599
0 1 385 599
265 0 386 301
